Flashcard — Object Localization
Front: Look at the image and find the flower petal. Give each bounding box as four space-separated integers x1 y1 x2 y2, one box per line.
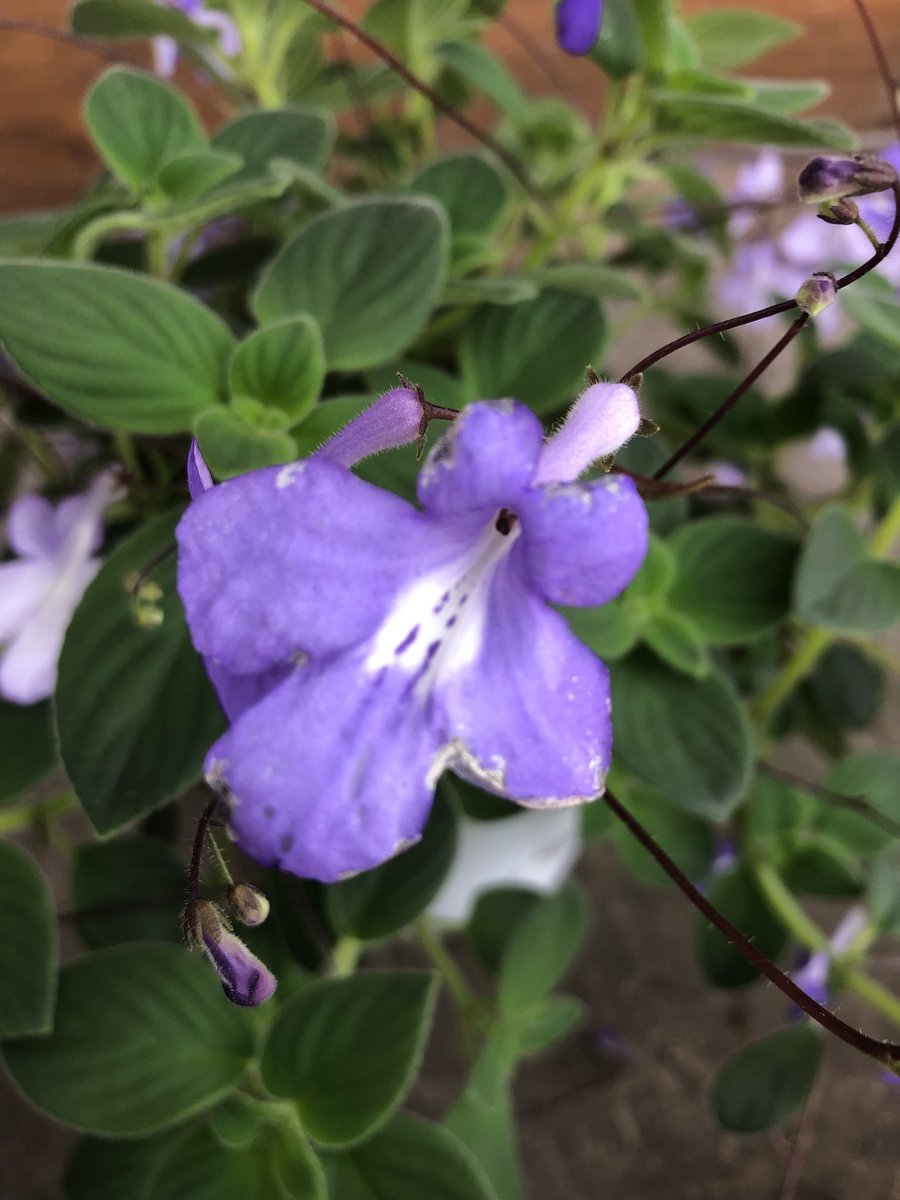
534 382 640 485
208 652 442 882
0 560 55 642
516 474 648 606
204 659 292 722
187 440 214 499
435 560 613 804
177 457 444 675
417 401 543 523
555 0 603 55
7 496 59 558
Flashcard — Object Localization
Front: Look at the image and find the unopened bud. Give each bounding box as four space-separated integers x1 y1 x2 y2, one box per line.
226 882 270 927
315 385 424 469
796 271 837 317
190 899 277 1007
798 154 898 204
817 197 859 225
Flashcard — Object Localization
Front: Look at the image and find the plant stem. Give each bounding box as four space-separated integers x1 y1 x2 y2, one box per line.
0 792 78 836
415 920 491 1033
331 936 361 977
751 627 831 727
869 493 900 557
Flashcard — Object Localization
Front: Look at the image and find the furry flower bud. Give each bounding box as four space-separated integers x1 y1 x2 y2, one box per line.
796 271 837 317
226 882 270 927
190 899 277 1007
798 154 898 204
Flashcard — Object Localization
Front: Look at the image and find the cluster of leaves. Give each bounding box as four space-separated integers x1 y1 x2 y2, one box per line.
1 0 899 1196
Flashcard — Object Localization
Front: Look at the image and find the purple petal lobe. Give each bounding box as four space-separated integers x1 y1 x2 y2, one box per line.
516 475 648 606
208 652 441 882
198 912 277 1006
177 457 438 675
7 496 59 558
417 401 542 522
555 0 603 55
535 382 640 485
203 659 293 722
316 387 423 468
187 439 214 499
436 559 612 804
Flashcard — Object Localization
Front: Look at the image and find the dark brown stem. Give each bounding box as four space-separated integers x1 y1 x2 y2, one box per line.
849 0 900 141
652 315 809 480
300 0 542 204
182 795 219 943
758 761 900 841
0 16 138 63
602 787 900 1067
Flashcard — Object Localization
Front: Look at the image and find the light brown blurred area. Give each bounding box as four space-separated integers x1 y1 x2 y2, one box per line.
1 0 899 214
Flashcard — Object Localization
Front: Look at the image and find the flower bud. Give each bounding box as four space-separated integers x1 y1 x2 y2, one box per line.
315 386 425 469
817 197 859 225
798 154 898 204
796 271 837 317
190 899 277 1007
226 882 270 927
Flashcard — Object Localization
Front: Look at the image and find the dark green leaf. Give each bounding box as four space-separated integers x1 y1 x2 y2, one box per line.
0 699 57 805
260 971 437 1147
810 643 884 729
210 106 335 185
642 612 710 677
252 199 448 371
611 651 752 819
588 0 643 77
323 1113 496 1200
668 519 798 644
0 842 56 1037
55 512 225 835
782 840 861 897
3 943 256 1135
327 796 457 940
0 261 234 433
498 882 587 1013
73 837 185 948
458 290 606 415
711 1024 822 1132
84 67 205 191
229 316 325 424
64 1131 172 1200
467 887 540 973
71 0 215 40
696 865 786 988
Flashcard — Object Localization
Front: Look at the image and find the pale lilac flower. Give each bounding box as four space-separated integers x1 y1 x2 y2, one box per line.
427 807 582 925
555 0 603 55
776 426 848 498
152 1 240 80
190 899 276 1006
177 384 647 882
0 475 114 705
789 905 866 1016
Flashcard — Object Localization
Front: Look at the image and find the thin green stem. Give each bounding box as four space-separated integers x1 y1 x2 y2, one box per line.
751 627 831 727
206 830 234 886
0 792 78 836
869 493 900 557
331 936 361 977
415 920 491 1033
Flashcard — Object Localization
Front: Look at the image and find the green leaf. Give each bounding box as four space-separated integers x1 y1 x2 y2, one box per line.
411 153 509 240
710 1024 822 1132
687 10 801 71
3 943 256 1135
73 837 185 948
64 1132 172 1200
210 1093 273 1151
810 643 883 729
749 79 830 116
458 289 606 415
194 408 297 479
327 796 457 940
654 93 857 149
642 612 710 677
435 41 528 122
588 0 643 78
696 865 786 988
822 752 900 828
498 882 587 1013
442 277 538 307
148 1124 326 1200
794 506 900 633
323 1113 497 1200
467 887 541 973
668 519 798 644
612 788 715 887
71 0 214 40
446 1030 523 1200
156 150 243 203
0 699 57 805
252 199 448 370
260 972 437 1147
512 994 586 1056
560 601 638 662
530 262 646 302
611 652 752 819
210 106 335 184
0 842 56 1037
782 840 861 897
229 315 325 424
840 279 900 349
0 261 234 433
55 512 225 835
84 67 205 192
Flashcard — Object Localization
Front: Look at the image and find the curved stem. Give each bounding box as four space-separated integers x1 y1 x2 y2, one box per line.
849 0 900 141
752 627 831 727
602 787 900 1066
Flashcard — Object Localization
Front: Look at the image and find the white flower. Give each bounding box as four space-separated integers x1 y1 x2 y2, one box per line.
427 807 582 925
0 475 114 705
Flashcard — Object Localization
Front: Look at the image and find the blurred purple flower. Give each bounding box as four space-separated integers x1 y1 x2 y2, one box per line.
0 475 114 705
177 384 648 882
555 0 603 55
152 0 240 79
789 906 866 1018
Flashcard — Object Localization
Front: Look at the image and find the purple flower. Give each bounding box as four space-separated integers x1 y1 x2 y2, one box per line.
555 0 603 56
190 900 276 1006
0 475 114 705
788 906 866 1018
152 1 240 79
177 383 647 883
797 154 898 205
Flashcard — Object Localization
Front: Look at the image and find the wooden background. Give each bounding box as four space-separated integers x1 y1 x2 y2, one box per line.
0 0 899 214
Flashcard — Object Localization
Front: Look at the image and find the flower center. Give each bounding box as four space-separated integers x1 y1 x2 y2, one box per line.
363 514 519 695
